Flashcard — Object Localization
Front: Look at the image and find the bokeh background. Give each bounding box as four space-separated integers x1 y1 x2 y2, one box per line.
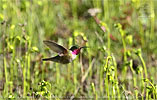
0 0 157 99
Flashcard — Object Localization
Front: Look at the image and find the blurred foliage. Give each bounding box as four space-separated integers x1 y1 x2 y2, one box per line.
0 0 157 99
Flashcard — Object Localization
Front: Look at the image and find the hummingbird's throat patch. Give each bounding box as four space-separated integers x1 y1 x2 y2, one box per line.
72 49 80 55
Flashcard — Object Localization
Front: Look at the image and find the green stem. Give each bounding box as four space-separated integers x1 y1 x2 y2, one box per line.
121 31 127 81
140 71 144 100
4 57 8 97
99 64 104 95
73 61 78 91
129 60 138 100
105 74 110 99
23 63 26 97
113 56 120 100
121 36 127 62
27 41 31 92
107 31 111 55
56 63 60 84
138 54 147 79
104 56 111 99
92 83 98 100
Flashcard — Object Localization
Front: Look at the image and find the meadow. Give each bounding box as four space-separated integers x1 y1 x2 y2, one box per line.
0 0 157 99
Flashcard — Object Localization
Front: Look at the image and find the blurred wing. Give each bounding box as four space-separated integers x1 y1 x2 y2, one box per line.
43 40 68 54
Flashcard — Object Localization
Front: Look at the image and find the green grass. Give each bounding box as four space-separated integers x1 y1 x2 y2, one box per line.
0 0 157 99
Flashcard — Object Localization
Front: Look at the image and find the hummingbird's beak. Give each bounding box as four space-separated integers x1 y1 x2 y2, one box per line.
80 46 89 49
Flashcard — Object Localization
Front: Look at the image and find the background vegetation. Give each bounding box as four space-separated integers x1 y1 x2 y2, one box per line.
0 0 157 99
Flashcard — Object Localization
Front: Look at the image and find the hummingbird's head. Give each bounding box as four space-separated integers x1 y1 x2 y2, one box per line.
70 46 85 55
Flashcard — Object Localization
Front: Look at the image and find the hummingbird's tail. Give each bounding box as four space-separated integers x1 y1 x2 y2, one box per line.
42 57 53 61
42 55 70 64
42 55 62 62
42 55 60 61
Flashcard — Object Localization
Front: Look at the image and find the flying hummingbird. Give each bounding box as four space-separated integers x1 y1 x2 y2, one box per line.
42 40 85 64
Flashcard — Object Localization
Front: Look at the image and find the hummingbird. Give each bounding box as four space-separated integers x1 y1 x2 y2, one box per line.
42 40 85 64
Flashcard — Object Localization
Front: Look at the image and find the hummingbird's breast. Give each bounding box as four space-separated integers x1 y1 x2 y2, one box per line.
69 51 77 60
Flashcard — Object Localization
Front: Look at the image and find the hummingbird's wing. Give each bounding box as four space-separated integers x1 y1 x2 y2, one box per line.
42 55 70 64
43 40 68 54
